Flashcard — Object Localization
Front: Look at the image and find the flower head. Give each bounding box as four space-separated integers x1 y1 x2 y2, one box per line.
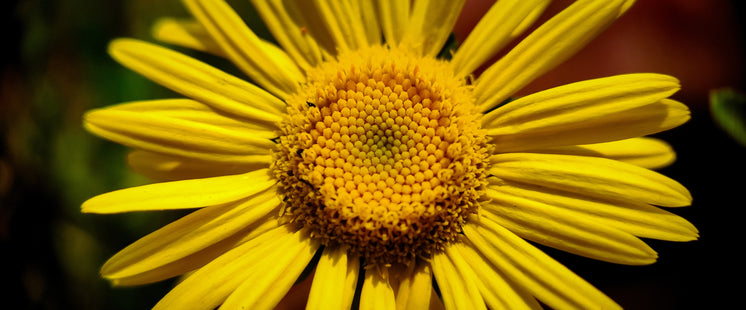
83 0 697 309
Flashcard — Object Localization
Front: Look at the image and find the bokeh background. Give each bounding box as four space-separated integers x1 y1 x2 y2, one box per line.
1 0 744 309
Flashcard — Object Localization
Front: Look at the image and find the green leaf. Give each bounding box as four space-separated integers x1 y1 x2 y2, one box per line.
710 88 746 146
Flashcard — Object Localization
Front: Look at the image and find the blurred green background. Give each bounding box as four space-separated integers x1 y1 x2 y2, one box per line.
1 0 744 309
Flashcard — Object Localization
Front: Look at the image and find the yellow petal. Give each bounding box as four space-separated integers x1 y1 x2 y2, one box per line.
475 0 631 111
310 0 369 52
464 216 621 310
401 0 465 57
432 247 487 310
249 0 324 70
307 246 359 310
482 74 688 152
451 0 550 78
482 188 658 265
456 242 542 310
359 1 382 46
103 98 278 136
489 153 692 207
376 0 409 47
127 150 266 182
82 168 276 213
219 230 320 310
528 137 677 169
393 262 436 310
152 18 225 56
487 182 698 242
153 225 317 310
84 109 274 164
101 188 279 280
108 38 286 118
110 217 280 286
359 268 396 310
182 0 303 99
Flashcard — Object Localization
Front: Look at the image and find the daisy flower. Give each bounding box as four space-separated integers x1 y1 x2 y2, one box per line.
83 0 698 309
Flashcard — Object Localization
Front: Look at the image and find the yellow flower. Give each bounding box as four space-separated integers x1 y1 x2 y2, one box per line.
83 0 698 309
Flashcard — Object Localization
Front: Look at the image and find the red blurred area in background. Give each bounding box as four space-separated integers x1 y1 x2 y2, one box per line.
454 0 746 104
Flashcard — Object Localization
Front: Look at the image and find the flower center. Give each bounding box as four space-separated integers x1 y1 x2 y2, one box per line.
273 46 488 264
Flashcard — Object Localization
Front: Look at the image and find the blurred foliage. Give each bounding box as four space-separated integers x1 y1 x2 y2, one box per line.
710 88 746 146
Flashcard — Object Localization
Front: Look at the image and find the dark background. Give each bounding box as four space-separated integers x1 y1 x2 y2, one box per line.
2 0 744 309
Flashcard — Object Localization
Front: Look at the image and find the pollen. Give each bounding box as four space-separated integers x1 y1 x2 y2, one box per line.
273 46 489 264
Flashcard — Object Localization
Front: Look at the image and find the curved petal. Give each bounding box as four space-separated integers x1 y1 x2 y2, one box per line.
110 217 280 286
376 0 409 47
456 243 542 310
249 0 324 70
475 0 633 112
101 98 278 136
103 191 280 284
432 246 487 310
82 168 276 213
401 0 465 57
482 189 658 265
127 150 266 182
451 0 551 78
307 246 359 310
487 182 698 242
219 230 320 310
392 262 438 310
182 0 303 99
152 18 226 56
360 268 396 310
108 38 286 118
84 109 275 164
309 0 369 52
527 137 677 169
152 225 318 310
488 153 692 207
463 217 621 310
482 74 688 152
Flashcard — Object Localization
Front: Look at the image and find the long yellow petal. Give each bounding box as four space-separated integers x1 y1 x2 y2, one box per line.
401 0 465 57
102 192 279 283
127 150 266 182
393 262 436 310
108 39 286 118
376 0 409 47
475 0 631 111
182 0 303 99
360 268 396 310
310 0 368 52
464 217 621 310
359 0 382 46
456 243 542 310
152 18 226 56
219 230 320 310
451 0 550 78
432 246 486 310
101 98 277 136
84 109 275 164
487 182 698 242
152 225 316 310
482 74 688 152
110 217 280 286
489 153 692 207
82 168 276 213
527 137 677 169
482 190 658 265
307 246 359 310
249 0 324 70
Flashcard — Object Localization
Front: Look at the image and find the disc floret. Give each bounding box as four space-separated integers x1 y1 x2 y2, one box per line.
273 46 488 264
